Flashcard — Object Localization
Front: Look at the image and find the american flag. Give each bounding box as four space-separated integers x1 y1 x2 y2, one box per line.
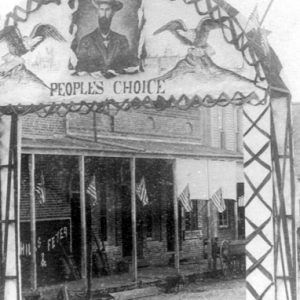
259 28 270 56
247 4 260 29
245 5 270 56
178 184 192 212
35 172 46 205
211 188 226 213
238 195 245 207
136 177 149 206
87 175 97 207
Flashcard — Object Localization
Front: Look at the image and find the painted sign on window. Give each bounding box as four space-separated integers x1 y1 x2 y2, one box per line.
20 219 71 287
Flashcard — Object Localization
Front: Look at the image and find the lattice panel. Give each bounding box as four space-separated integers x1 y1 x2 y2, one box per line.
0 116 22 300
243 101 275 300
271 98 298 300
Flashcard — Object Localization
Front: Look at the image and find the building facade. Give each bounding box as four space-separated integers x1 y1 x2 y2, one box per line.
19 104 244 287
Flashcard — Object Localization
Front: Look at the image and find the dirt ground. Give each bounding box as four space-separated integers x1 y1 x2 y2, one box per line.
144 274 300 300
25 271 300 299
143 278 245 300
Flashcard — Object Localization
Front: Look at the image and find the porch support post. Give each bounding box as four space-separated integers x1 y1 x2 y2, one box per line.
130 157 138 282
29 154 37 290
206 160 212 270
243 100 275 300
172 160 180 273
79 156 87 284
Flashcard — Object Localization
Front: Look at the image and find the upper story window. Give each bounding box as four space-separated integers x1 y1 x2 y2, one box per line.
218 107 226 149
234 107 242 152
186 122 193 135
148 116 156 130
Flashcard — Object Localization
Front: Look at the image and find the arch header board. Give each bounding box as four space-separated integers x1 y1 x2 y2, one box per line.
0 0 266 105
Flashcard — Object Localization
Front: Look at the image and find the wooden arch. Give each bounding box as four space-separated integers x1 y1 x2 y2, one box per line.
0 1 297 300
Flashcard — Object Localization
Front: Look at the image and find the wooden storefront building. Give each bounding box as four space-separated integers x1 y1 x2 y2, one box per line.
19 105 244 287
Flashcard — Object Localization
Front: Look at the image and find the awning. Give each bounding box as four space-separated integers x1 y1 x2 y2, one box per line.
176 158 237 200
21 135 242 159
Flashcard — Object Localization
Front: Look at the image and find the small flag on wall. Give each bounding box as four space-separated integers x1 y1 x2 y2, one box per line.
87 175 97 207
178 184 192 212
136 177 149 206
211 188 226 213
247 4 260 29
35 172 46 205
245 4 270 56
238 195 245 207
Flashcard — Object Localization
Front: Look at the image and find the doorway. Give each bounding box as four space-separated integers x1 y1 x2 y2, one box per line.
121 184 132 257
166 195 175 252
120 184 144 258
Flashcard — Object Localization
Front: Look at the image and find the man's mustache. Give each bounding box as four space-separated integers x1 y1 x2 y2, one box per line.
99 16 111 22
98 17 112 27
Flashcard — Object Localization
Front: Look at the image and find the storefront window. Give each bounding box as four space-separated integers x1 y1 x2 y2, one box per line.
185 200 199 231
100 210 107 242
146 209 153 238
219 205 229 228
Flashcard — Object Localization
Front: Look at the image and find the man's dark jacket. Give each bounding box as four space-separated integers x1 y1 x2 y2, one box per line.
76 28 132 73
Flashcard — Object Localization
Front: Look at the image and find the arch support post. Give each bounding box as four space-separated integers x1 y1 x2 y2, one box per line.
243 94 299 300
270 95 298 300
243 100 275 300
0 115 22 300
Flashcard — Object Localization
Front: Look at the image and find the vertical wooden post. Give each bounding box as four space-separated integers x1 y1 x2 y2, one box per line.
2 114 22 300
206 160 212 270
0 116 12 300
79 156 87 283
93 112 97 143
271 96 298 299
29 154 37 290
243 101 275 300
287 97 299 298
86 193 92 300
206 201 213 270
14 115 22 300
172 160 180 273
130 157 137 282
0 141 2 287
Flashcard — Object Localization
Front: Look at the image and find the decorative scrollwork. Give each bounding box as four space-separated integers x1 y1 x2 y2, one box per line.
0 90 267 117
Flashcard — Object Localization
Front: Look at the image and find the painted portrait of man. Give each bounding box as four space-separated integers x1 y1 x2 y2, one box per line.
75 0 138 77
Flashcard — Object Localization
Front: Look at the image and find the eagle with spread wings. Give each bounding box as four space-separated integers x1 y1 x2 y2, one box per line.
0 24 66 56
152 17 233 81
0 23 66 74
154 16 229 55
0 23 66 78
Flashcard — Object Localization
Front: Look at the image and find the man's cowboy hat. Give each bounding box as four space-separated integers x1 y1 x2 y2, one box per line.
91 0 123 11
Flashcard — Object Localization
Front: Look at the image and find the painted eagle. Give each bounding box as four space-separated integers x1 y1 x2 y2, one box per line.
0 24 66 57
153 17 229 49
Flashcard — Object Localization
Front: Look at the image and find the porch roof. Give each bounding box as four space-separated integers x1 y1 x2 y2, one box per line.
22 136 242 159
